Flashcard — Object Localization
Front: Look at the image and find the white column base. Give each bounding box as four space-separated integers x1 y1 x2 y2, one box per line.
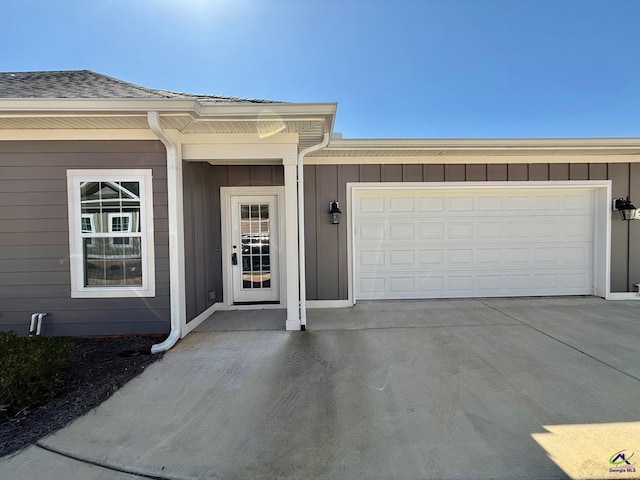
286 320 301 331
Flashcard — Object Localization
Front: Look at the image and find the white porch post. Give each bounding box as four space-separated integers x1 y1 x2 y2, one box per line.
283 155 300 330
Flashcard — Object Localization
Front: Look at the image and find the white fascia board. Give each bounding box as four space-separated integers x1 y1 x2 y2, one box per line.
0 98 199 113
0 129 157 141
305 154 640 165
196 102 337 121
326 137 640 151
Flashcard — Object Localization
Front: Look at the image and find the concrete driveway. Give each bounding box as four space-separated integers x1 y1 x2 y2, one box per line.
3 297 640 479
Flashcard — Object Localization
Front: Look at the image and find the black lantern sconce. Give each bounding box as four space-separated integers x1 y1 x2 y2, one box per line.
329 200 342 224
614 196 638 221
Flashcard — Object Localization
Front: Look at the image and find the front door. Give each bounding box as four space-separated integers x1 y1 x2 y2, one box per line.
230 195 280 303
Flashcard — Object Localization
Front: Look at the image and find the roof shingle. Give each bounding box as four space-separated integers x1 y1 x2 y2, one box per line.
0 70 281 104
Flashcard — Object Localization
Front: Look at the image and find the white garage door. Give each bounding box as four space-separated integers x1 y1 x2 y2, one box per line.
354 188 595 299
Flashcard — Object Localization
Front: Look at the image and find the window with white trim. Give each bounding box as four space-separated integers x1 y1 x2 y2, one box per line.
67 170 155 298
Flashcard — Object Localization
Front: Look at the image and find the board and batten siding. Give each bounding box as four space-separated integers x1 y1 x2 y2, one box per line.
0 141 171 336
182 162 284 321
304 163 640 300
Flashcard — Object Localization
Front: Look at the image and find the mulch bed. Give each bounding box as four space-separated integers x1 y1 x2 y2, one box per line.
0 336 165 458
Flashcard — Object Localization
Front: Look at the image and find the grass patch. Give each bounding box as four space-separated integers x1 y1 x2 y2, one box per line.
0 332 73 415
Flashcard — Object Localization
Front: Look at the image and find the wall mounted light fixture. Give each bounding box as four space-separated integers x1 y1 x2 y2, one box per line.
614 196 638 221
329 200 342 224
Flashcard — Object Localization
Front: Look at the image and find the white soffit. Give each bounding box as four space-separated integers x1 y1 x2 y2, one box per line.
0 116 328 150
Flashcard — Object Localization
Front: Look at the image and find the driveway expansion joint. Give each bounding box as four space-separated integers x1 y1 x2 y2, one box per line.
478 300 640 384
35 443 174 480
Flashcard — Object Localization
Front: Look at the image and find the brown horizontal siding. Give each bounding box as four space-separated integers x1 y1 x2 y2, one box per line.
305 162 639 300
0 140 171 336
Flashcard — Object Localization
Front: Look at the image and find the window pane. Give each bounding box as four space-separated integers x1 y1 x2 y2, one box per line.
80 181 140 234
239 202 272 291
83 237 142 286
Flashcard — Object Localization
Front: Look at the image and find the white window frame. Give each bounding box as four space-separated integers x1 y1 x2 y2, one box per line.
67 169 155 298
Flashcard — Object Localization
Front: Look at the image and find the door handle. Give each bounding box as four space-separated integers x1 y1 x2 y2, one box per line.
231 252 238 265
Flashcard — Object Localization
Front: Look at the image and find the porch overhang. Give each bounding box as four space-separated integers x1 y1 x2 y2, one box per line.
0 99 337 151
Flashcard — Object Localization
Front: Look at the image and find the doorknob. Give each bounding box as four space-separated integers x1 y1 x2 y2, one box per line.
231 252 238 265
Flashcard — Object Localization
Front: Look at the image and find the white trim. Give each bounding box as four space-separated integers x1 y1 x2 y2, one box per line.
0 98 198 112
182 133 300 144
347 180 612 304
0 129 158 141
212 302 285 311
182 304 218 336
220 186 286 308
306 300 354 308
66 169 155 298
283 162 300 329
183 142 298 161
606 293 640 300
327 137 640 150
305 154 640 165
348 180 610 190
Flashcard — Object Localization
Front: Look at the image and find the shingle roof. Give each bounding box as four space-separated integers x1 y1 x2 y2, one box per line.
0 70 281 104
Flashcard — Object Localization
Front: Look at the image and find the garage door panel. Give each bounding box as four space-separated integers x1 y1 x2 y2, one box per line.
448 196 474 211
389 224 414 240
419 250 444 265
476 248 503 265
389 276 415 293
418 197 445 211
419 223 445 239
354 187 595 299
389 250 415 266
449 223 473 239
360 250 384 266
476 195 503 211
417 276 445 292
389 197 414 211
360 223 385 241
448 249 474 265
357 245 592 271
505 195 533 211
477 222 504 239
356 268 593 299
359 197 384 212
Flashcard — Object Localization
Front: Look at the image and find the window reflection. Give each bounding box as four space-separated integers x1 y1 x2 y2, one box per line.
79 181 142 287
240 203 271 289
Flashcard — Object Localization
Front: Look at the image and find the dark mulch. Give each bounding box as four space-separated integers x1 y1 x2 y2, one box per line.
0 336 165 458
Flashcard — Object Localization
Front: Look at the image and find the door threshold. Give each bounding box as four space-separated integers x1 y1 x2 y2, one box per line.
233 301 280 306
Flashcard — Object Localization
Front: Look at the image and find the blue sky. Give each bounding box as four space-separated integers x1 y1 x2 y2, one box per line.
2 0 640 138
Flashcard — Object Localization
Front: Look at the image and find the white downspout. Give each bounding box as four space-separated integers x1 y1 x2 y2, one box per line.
298 133 330 330
148 111 184 353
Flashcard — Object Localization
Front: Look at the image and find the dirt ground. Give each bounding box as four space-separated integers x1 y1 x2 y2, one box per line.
0 336 164 457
